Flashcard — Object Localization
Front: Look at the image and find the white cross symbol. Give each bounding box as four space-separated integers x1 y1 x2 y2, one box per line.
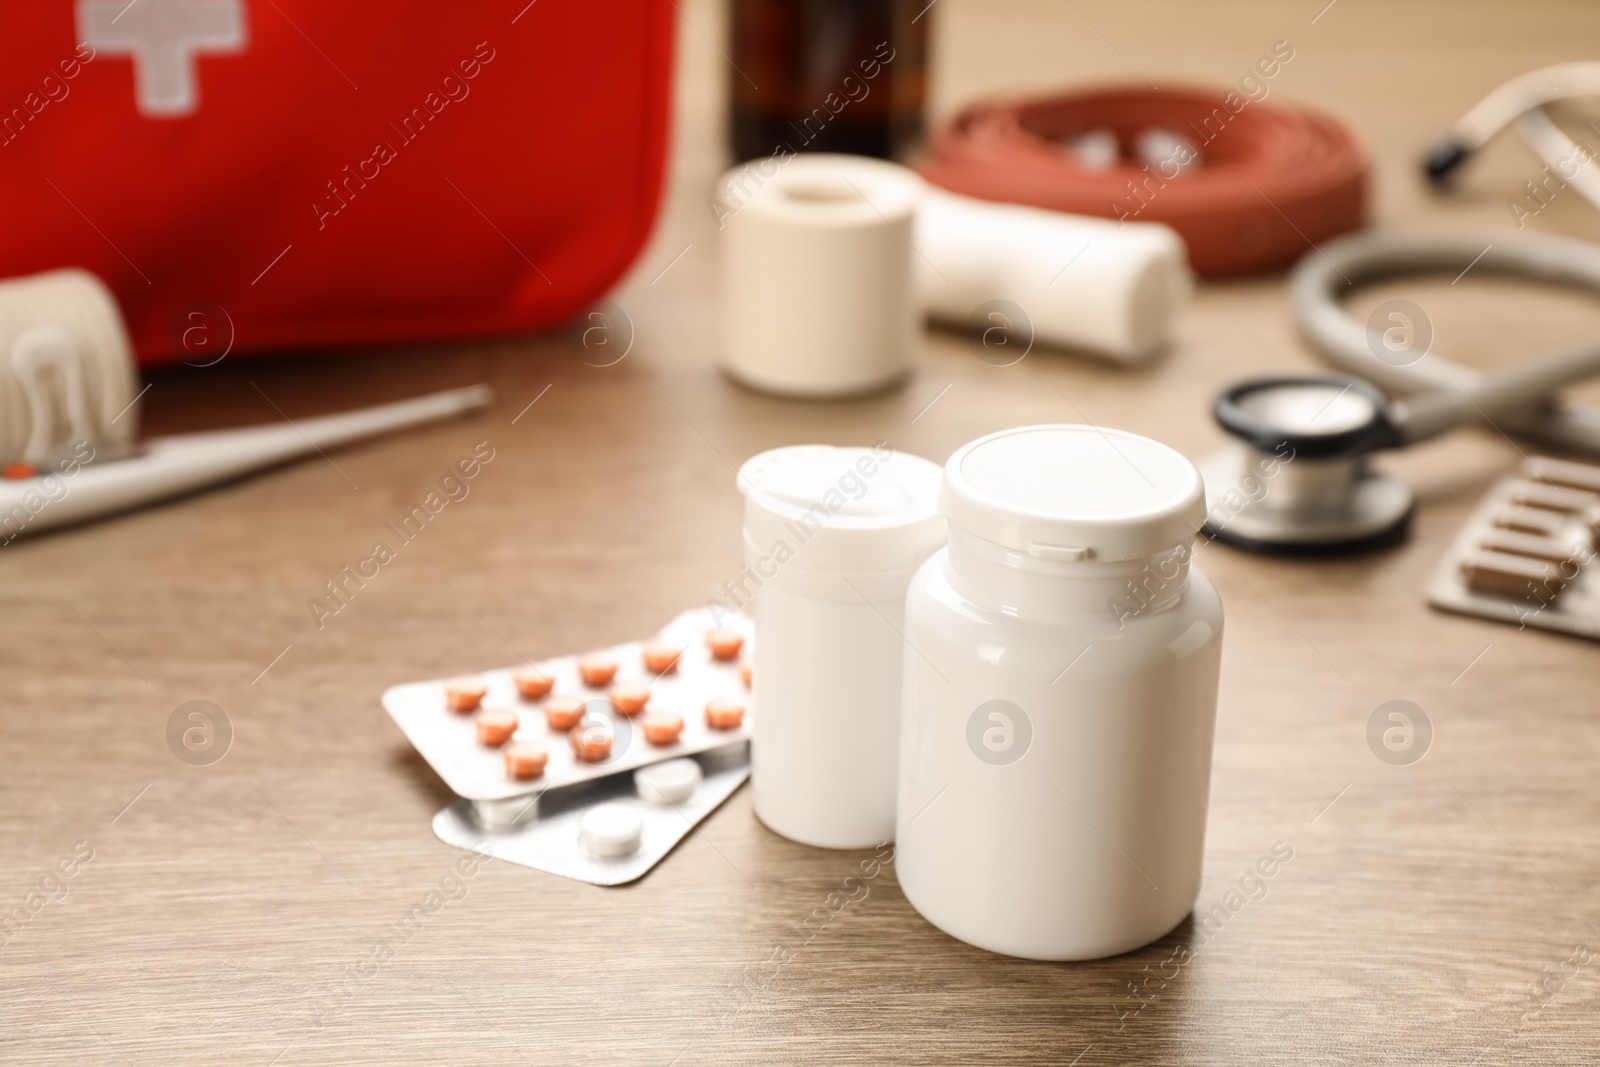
79 0 247 117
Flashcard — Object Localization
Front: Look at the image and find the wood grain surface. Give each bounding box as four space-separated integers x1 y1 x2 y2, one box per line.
5 1 1600 1063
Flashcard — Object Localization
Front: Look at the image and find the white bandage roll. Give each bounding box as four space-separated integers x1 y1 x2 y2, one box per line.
0 269 138 465
717 154 921 398
916 189 1191 362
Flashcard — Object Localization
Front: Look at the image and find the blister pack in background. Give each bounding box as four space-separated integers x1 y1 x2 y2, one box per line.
1428 456 1600 640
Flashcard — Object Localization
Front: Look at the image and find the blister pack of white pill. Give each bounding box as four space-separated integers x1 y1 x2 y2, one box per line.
433 745 751 886
383 608 754 800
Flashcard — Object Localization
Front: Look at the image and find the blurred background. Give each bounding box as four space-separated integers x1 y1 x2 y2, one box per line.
6 1 1600 1063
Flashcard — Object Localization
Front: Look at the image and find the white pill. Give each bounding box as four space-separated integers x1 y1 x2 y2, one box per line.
473 795 539 828
578 801 643 858
636 758 702 805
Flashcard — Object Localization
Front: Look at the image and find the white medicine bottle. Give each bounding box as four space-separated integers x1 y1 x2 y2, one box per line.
896 424 1224 960
737 443 945 849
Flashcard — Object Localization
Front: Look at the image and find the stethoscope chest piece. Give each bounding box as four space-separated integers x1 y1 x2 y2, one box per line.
1200 375 1414 554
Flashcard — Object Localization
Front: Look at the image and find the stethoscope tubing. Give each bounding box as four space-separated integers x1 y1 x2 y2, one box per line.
1289 228 1600 454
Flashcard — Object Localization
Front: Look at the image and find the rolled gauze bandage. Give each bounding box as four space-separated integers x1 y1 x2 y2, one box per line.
916 189 1190 362
717 154 921 398
0 269 138 466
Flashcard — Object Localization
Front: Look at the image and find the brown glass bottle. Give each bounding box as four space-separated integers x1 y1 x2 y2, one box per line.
730 0 928 164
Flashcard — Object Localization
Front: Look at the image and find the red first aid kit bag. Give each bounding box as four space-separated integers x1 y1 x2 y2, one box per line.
0 0 674 365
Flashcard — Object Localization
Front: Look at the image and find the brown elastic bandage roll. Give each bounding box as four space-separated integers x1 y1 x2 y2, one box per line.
917 86 1368 277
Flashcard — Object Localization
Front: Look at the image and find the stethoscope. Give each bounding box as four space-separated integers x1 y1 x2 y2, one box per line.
1201 228 1600 553
1202 62 1600 554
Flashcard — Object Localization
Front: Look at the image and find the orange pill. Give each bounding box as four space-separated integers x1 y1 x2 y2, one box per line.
445 676 488 713
544 695 586 731
705 697 745 730
504 743 548 781
476 709 519 747
570 723 614 762
642 641 682 675
608 684 651 717
706 628 744 661
739 656 753 688
1 462 36 480
642 712 685 746
513 666 555 701
578 654 618 688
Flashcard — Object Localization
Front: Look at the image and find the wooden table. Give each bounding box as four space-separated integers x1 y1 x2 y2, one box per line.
6 1 1600 1062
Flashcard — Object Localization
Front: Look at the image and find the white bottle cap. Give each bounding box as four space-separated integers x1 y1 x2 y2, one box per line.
738 445 944 573
940 425 1205 562
578 802 644 858
635 758 702 805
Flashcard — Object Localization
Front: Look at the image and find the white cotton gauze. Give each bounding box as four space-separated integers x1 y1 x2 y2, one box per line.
915 188 1192 362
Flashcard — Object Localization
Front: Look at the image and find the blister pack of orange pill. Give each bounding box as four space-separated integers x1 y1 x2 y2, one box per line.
383 609 754 801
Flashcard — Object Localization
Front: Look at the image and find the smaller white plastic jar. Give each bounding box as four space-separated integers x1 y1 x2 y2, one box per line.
896 425 1224 960
737 444 944 848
